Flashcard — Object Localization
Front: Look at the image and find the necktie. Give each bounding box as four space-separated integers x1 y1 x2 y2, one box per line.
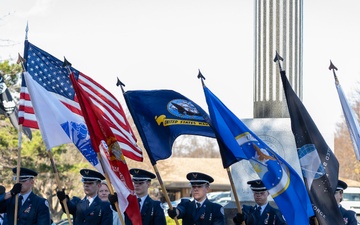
18 195 23 206
85 198 90 209
196 202 201 212
138 198 141 209
255 205 261 216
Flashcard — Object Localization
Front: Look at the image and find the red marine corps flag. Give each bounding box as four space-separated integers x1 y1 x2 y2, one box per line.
70 72 142 225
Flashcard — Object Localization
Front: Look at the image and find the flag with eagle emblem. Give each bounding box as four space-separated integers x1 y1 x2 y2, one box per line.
123 89 215 165
201 85 314 225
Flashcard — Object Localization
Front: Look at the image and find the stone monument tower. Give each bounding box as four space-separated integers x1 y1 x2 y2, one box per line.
226 1 304 224
254 0 303 118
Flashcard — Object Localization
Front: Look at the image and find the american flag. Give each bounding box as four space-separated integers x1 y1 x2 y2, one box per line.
19 40 143 161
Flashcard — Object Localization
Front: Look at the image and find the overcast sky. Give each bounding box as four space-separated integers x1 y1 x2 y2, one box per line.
1 0 360 141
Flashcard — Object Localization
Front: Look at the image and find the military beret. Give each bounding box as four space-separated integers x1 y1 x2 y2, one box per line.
336 180 348 191
130 168 156 181
12 167 38 182
80 169 105 182
186 172 214 185
247 179 267 191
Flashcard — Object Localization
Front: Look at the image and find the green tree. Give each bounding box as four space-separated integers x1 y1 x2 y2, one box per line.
0 60 21 91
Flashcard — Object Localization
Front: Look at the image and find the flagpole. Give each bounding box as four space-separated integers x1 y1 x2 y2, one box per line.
274 52 319 225
116 78 180 225
96 152 126 225
14 124 22 225
329 60 360 161
48 150 73 225
152 165 180 225
197 71 245 224
329 61 339 84
13 54 27 225
226 168 244 224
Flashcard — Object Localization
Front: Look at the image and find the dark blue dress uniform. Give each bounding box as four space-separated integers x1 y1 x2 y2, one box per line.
59 169 113 225
177 198 224 225
239 204 286 225
125 195 165 225
66 196 113 225
337 180 358 225
125 168 166 225
0 168 51 225
233 180 286 225
171 172 225 225
339 205 357 225
0 212 7 225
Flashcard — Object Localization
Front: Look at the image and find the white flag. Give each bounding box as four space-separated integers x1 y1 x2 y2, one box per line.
335 81 360 160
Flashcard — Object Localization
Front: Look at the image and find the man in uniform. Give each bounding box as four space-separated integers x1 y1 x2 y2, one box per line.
0 185 7 225
167 172 225 225
119 168 166 225
335 180 358 225
233 179 286 225
0 167 51 225
57 169 113 225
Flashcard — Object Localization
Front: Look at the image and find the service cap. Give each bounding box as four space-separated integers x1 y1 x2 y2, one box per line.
336 180 348 191
186 172 214 185
12 167 38 182
80 169 105 182
248 179 267 191
130 168 156 182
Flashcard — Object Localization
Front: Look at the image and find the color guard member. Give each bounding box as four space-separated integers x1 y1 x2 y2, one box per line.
233 179 286 225
168 172 225 225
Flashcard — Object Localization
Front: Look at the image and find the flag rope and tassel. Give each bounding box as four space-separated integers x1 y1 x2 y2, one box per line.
116 79 180 225
197 74 244 225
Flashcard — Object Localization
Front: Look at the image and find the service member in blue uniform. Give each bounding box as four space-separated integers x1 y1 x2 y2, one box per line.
168 172 225 225
233 179 286 225
335 180 358 225
0 167 51 225
57 169 113 225
0 185 8 225
124 168 166 225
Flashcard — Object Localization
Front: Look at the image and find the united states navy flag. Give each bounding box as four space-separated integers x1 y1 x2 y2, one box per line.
123 89 215 165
